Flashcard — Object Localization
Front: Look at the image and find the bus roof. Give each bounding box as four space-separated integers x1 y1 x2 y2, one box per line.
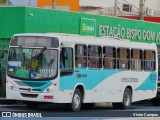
13 33 157 51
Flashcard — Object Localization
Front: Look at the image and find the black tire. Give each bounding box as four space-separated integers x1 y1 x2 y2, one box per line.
70 89 82 112
112 88 132 109
26 101 39 109
151 98 160 106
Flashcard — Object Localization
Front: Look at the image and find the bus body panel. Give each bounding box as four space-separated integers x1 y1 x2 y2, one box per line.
6 33 158 105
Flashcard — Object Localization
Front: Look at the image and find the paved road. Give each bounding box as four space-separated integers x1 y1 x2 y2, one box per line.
0 102 160 120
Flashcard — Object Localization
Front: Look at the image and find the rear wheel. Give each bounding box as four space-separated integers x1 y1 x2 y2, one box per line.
70 89 82 112
26 101 39 109
112 88 132 109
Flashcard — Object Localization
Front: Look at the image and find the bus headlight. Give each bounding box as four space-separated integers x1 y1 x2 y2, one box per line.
6 81 17 91
43 85 54 93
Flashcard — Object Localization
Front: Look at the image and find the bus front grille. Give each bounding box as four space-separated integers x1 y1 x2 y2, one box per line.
20 93 38 98
19 88 41 92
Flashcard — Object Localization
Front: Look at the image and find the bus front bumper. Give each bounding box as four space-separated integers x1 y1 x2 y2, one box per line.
6 88 59 103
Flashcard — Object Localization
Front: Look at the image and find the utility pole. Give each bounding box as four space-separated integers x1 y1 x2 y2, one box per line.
139 0 145 20
114 0 118 17
52 0 56 9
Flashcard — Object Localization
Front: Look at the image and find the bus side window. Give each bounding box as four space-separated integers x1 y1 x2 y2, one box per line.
60 48 73 68
88 45 102 68
117 48 130 70
131 49 143 71
60 47 73 75
103 46 116 69
144 50 156 71
75 44 87 68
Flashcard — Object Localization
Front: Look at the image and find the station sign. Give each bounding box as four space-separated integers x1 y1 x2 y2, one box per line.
99 24 160 42
80 18 96 36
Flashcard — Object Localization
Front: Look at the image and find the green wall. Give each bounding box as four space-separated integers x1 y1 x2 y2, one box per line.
0 7 25 39
1 7 160 44
24 7 160 45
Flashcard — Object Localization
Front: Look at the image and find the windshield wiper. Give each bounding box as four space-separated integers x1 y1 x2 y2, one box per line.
48 58 55 67
36 47 46 56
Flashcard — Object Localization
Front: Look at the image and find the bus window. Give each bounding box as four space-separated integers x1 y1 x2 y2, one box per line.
75 45 87 68
88 45 102 68
60 47 73 76
103 46 116 69
131 49 143 71
144 50 156 71
60 48 73 69
117 48 130 70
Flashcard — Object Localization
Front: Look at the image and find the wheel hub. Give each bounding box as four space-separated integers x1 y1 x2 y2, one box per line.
124 91 130 106
73 93 80 109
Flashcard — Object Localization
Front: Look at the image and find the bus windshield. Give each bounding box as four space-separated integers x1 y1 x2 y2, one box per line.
7 47 58 80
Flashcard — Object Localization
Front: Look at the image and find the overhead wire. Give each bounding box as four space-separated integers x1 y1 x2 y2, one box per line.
117 0 139 15
121 0 139 10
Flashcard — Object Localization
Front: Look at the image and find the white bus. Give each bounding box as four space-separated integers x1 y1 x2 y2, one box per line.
6 33 158 111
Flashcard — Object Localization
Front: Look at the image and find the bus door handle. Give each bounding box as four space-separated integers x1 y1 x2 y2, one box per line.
75 70 79 72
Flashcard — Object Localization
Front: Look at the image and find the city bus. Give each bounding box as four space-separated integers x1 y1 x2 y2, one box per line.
6 33 158 111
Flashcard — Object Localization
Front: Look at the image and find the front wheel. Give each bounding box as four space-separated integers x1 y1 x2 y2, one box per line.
70 89 82 112
112 88 132 109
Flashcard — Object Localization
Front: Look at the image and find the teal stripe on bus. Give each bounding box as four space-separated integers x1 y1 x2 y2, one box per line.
136 72 157 90
60 69 119 90
21 80 52 92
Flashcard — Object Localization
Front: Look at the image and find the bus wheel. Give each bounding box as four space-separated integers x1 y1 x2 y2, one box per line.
71 89 82 112
26 101 39 109
123 88 132 108
112 88 132 109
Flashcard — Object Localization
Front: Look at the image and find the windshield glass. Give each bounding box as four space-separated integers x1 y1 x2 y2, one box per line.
7 47 58 80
